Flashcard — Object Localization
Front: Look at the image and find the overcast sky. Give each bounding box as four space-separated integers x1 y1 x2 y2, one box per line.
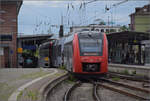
18 1 149 36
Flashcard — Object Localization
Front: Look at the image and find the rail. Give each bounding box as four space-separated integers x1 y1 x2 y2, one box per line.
100 78 150 93
41 73 69 101
97 83 149 100
93 83 101 101
108 72 150 83
63 81 81 101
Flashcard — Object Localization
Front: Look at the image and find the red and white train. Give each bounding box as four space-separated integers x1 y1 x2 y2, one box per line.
39 31 108 76
63 32 108 76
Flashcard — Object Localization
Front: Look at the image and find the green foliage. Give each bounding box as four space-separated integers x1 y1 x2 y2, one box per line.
68 74 76 82
0 82 14 100
131 70 136 75
66 74 76 84
22 50 31 54
27 90 38 101
99 21 106 25
22 49 38 58
120 25 129 31
17 91 23 99
60 65 65 70
34 50 39 57
123 69 129 75
110 29 116 33
66 79 74 84
112 77 120 81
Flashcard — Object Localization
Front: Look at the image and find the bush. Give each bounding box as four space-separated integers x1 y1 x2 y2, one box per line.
123 69 129 75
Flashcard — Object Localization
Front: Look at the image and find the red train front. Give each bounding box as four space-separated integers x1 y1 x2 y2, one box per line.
63 32 108 76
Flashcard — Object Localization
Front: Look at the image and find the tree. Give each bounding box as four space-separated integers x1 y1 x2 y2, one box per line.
120 25 129 31
99 21 106 25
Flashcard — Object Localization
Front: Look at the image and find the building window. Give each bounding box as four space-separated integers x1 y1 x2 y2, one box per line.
81 29 89 31
101 29 104 32
106 29 109 32
95 29 99 31
0 35 12 41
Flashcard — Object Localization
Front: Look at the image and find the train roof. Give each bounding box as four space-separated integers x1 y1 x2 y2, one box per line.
78 31 104 35
64 31 104 44
52 31 104 46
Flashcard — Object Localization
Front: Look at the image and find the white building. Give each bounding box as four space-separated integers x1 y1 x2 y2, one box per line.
70 24 121 33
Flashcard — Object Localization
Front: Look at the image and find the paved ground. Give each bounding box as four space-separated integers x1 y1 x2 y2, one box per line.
0 68 60 101
17 69 66 101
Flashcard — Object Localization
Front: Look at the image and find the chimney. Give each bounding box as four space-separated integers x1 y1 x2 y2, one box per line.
59 25 63 38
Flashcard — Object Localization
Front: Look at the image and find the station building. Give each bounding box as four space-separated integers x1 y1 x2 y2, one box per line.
0 1 22 68
126 4 150 66
107 31 150 65
108 4 150 66
17 34 53 68
129 4 150 33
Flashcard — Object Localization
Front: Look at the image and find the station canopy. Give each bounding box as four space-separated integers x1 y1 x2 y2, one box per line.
107 31 150 44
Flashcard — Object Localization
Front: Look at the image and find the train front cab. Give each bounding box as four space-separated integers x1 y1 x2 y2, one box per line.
72 32 108 76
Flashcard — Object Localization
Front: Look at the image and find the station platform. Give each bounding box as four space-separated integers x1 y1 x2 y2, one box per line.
0 68 66 101
108 63 150 79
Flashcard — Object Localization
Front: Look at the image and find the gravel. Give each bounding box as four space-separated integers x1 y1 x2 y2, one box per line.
97 86 139 101
47 80 74 101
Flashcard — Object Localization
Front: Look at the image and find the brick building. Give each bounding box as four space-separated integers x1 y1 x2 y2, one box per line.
0 1 22 68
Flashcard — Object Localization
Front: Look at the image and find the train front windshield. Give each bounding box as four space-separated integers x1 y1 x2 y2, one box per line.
79 33 103 56
39 44 49 57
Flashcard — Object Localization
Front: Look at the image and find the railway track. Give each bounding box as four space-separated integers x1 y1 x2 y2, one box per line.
43 72 149 101
100 78 150 93
108 72 150 83
97 78 150 101
93 83 101 101
64 80 102 101
42 73 69 101
63 81 81 101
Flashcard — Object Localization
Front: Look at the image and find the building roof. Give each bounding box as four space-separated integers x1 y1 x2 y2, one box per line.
130 4 150 16
17 34 53 40
107 31 150 43
0 0 23 15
